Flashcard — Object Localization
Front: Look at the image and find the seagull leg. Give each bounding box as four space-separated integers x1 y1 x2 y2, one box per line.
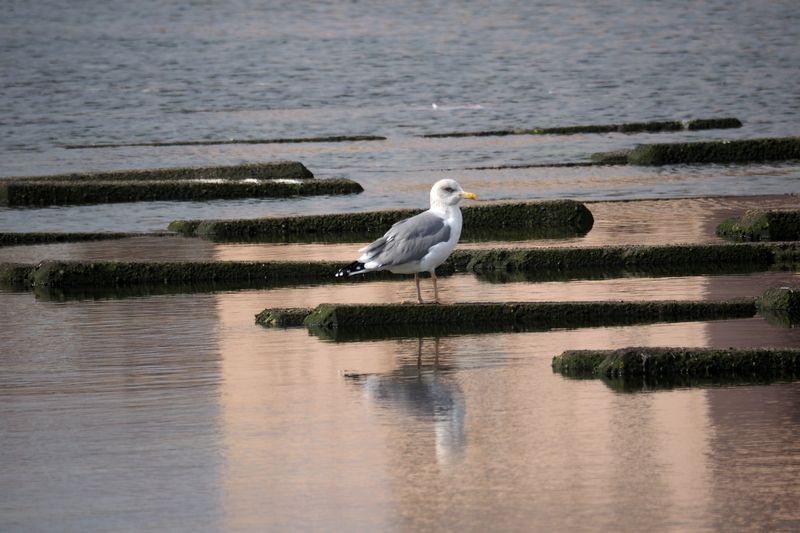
432 271 440 304
415 273 423 304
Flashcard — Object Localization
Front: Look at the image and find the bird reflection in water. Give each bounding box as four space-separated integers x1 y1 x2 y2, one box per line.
344 338 466 463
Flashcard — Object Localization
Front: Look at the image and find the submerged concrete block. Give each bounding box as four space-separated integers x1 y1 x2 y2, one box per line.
422 117 741 138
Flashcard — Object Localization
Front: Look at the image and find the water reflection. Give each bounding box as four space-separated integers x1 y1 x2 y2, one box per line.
2 284 800 531
706 384 800 531
346 338 467 464
0 293 224 531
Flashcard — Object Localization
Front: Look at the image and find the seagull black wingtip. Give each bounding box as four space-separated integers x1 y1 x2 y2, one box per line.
335 261 365 278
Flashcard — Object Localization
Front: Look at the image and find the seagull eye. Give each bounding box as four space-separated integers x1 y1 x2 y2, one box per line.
442 187 455 193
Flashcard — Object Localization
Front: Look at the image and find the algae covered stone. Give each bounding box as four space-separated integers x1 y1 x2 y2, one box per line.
25 260 345 287
0 177 362 207
169 200 594 242
0 232 159 247
553 347 800 379
627 136 800 166
255 308 312 327
717 209 800 242
757 286 800 326
5 161 315 182
302 300 755 330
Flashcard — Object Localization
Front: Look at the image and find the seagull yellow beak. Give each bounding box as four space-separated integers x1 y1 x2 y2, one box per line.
461 191 478 200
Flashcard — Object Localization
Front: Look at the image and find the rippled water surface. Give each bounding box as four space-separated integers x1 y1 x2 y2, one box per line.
2 1 800 531
3 289 800 532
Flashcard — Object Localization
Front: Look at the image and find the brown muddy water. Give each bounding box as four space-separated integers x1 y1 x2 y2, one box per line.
2 195 800 532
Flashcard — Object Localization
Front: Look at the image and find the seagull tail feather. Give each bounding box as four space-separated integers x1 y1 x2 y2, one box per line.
335 261 368 278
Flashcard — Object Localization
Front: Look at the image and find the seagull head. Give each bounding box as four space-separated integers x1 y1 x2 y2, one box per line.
430 179 477 209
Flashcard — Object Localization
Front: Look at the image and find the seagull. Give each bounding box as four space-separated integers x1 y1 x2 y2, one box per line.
335 179 478 304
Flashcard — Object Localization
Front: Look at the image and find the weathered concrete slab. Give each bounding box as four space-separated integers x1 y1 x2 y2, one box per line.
301 300 755 330
4 161 314 182
295 300 755 341
422 117 741 138
12 260 346 288
0 177 362 206
553 347 800 380
2 242 796 291
624 136 800 165
169 200 595 242
448 242 784 273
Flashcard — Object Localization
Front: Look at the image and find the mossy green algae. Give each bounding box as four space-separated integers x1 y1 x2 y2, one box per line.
5 161 314 182
255 308 311 327
758 286 800 313
553 347 800 379
25 260 345 287
303 300 755 329
448 242 778 273
169 200 594 241
757 286 800 326
1 178 362 207
301 300 756 341
3 242 794 291
626 136 800 165
0 263 34 285
717 209 800 242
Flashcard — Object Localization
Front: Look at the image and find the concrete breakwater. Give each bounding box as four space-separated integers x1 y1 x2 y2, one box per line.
256 299 761 341
422 117 742 138
0 232 171 247
552 347 800 381
592 136 800 166
1 242 796 290
0 161 367 206
168 200 594 242
4 161 314 182
0 178 363 207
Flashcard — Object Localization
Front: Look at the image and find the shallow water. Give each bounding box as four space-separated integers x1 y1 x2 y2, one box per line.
2 1 800 531
2 288 800 532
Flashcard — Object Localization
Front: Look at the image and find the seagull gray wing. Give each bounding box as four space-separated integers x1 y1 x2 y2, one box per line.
359 210 451 267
